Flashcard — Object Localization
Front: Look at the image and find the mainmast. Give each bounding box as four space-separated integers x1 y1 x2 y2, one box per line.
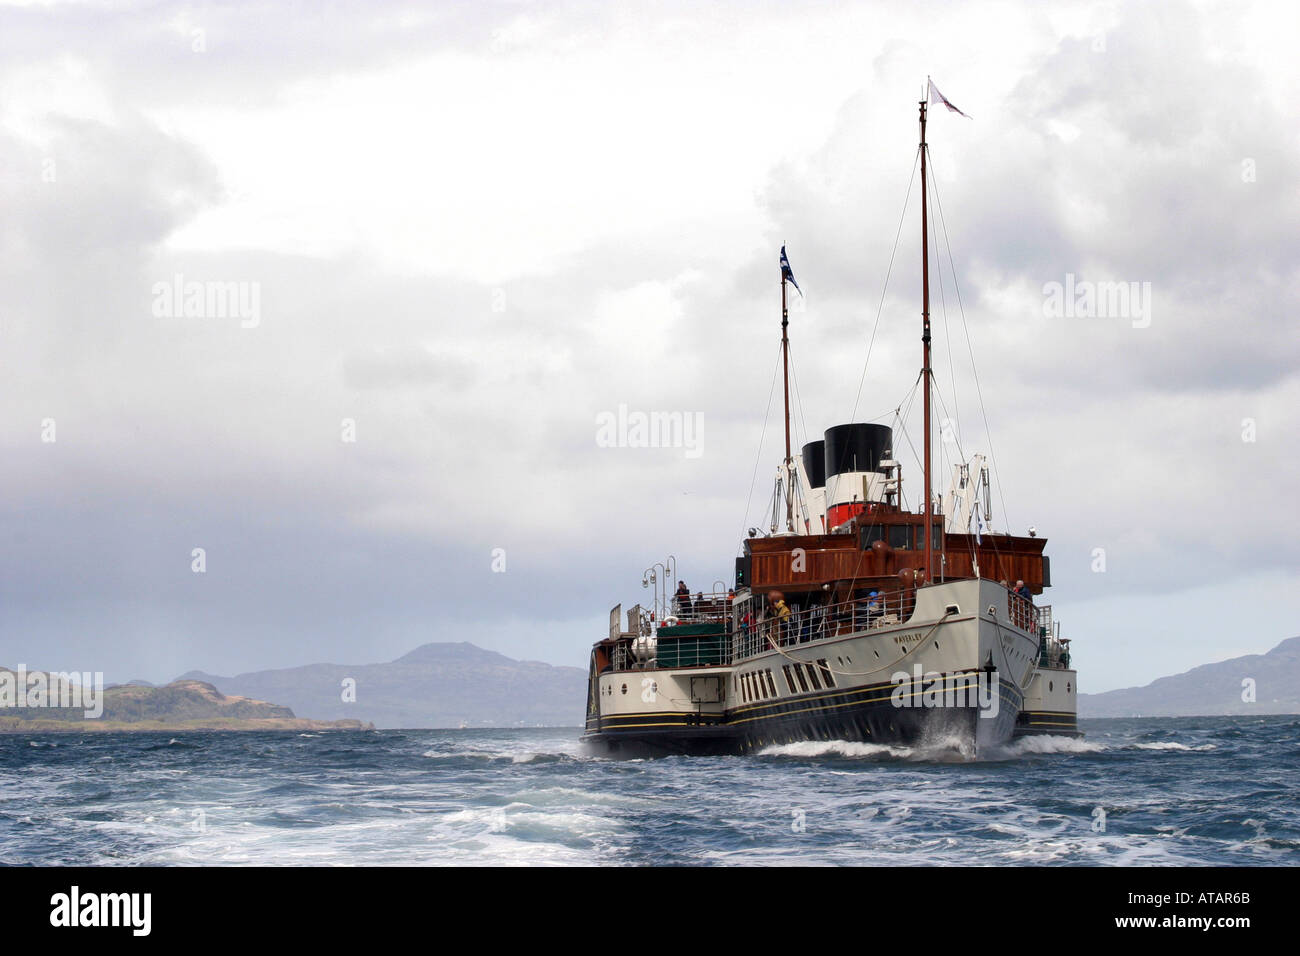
919 97 933 585
781 266 793 532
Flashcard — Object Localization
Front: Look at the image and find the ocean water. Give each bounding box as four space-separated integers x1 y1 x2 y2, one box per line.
2 715 1297 866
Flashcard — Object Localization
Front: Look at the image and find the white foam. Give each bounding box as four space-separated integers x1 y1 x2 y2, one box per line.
1003 735 1107 755
758 739 911 759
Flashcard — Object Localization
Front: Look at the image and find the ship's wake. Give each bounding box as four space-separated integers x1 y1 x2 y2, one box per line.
758 733 1107 763
757 740 912 760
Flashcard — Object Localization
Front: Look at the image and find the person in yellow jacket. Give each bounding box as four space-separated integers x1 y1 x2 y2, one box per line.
768 591 792 643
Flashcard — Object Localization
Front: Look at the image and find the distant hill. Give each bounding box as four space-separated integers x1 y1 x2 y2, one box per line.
1080 636 1300 718
0 671 370 732
178 641 587 729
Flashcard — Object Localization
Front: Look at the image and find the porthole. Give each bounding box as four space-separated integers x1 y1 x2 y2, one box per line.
934 641 940 650
621 683 628 695
1067 682 1071 693
1049 681 1054 692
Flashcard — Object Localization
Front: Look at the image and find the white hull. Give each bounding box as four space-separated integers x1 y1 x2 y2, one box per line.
584 579 1074 756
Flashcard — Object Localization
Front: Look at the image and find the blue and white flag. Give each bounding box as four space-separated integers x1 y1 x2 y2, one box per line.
780 245 801 295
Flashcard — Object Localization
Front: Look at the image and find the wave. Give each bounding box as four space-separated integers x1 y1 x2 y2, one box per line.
760 733 1099 762
1002 735 1108 756
7 722 1292 867
758 740 912 759
419 748 575 765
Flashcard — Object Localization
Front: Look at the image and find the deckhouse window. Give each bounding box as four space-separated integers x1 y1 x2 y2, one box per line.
888 526 911 550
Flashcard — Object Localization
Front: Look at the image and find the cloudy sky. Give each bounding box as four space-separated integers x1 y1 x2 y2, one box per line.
1 0 1296 693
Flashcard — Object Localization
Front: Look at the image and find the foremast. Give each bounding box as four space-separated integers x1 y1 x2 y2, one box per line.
781 255 793 533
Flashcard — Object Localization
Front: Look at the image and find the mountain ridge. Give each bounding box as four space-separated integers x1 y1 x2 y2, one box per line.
1079 636 1300 717
0 671 371 732
177 641 587 728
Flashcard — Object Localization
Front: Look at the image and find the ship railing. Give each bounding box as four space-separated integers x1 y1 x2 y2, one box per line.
602 591 736 673
1033 606 1071 669
1036 636 1071 669
731 592 908 662
670 591 732 625
1005 592 1060 647
1007 589 1039 633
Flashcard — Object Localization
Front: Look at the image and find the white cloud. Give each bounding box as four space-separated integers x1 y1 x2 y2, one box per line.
0 0 1295 690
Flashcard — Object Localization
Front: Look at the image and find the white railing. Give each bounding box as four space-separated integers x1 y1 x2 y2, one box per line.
731 591 911 662
669 590 731 625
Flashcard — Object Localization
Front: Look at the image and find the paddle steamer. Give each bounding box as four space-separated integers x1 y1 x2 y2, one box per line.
582 87 1079 757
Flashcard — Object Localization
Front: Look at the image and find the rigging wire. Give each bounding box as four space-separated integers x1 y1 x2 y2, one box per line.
885 373 922 512
926 147 1013 533
926 154 964 460
739 340 786 551
787 339 811 460
930 377 968 471
846 150 921 431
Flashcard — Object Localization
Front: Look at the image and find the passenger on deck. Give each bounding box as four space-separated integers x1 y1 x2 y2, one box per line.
768 592 792 642
867 590 882 623
1014 580 1033 630
676 581 692 616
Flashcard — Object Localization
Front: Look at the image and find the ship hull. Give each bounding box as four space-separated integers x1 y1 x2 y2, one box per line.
582 686 1020 758
583 579 1062 758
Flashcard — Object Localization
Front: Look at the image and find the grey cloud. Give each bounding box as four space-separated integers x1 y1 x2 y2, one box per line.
342 346 475 389
1 1 1295 692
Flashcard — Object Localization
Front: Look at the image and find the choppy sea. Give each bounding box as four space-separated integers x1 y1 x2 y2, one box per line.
2 715 1296 866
